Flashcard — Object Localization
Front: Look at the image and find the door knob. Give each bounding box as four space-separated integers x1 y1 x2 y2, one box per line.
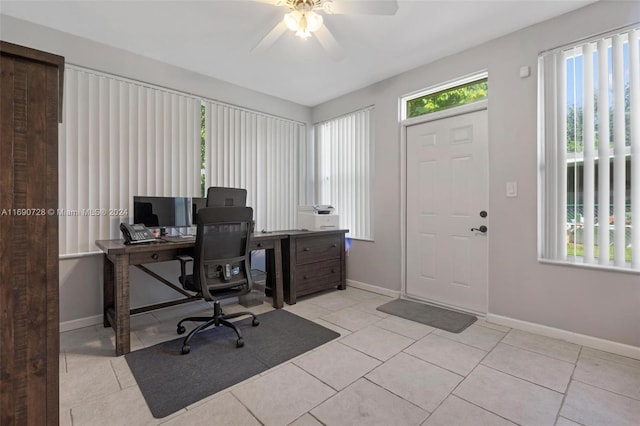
471 225 488 233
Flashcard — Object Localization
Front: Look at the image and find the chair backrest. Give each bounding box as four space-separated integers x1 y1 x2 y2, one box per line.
193 206 254 300
206 187 247 207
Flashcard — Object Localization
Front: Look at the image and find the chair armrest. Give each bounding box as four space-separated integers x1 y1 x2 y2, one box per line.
176 255 193 284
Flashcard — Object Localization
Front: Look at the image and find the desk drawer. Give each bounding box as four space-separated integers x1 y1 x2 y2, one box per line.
251 240 274 250
295 259 342 295
295 234 341 265
129 249 178 265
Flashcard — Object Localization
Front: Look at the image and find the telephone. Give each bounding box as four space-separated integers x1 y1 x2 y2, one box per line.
120 223 156 244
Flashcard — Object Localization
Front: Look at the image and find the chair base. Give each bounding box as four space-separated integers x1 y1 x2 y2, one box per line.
176 300 259 354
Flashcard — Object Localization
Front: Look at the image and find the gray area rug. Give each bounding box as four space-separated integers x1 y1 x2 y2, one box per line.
125 309 339 418
377 299 477 333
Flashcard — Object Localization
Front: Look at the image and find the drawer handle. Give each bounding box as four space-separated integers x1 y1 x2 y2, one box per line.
151 253 159 260
303 275 308 279
303 247 310 251
331 269 336 273
331 244 337 248
257 243 262 248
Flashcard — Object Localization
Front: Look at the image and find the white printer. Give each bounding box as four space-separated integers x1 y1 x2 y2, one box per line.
297 205 340 229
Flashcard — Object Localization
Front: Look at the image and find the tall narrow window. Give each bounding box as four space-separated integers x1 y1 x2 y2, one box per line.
314 107 373 240
538 25 639 271
203 101 306 231
60 67 201 255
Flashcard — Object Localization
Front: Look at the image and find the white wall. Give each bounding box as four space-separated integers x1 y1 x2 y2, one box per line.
4 4 640 349
312 1 640 348
0 15 310 123
0 15 312 330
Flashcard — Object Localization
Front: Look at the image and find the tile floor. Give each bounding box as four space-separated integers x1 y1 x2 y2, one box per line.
59 287 640 426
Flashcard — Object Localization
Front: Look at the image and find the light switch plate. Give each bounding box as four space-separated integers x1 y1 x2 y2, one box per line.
506 181 518 197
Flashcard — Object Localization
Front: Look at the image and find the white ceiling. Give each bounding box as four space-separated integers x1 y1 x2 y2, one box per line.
1 0 595 107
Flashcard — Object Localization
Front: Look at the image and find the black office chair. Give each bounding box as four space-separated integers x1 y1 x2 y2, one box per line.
176 206 259 354
206 186 247 207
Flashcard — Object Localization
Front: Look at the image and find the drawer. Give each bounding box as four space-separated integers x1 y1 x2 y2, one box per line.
251 239 274 250
294 259 342 295
129 249 177 265
295 234 341 264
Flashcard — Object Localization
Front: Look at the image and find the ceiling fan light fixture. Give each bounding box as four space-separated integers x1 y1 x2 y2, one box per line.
283 0 324 39
284 10 302 31
306 11 323 32
295 28 312 39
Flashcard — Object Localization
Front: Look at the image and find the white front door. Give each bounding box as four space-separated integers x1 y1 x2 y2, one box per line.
405 107 488 314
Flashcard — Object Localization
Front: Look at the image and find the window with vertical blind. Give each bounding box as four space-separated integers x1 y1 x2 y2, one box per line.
203 101 307 232
59 67 201 255
314 107 373 240
538 25 639 271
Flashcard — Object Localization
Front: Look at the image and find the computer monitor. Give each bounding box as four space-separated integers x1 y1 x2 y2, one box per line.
206 187 247 207
133 196 191 228
191 197 207 224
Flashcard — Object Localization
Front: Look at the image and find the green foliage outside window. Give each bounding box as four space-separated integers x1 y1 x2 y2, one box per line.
406 78 488 119
566 83 631 153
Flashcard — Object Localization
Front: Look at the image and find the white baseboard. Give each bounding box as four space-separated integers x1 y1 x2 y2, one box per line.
346 279 400 299
60 314 103 332
487 313 640 361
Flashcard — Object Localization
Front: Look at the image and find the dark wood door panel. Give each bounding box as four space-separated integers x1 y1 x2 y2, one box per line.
1 41 63 426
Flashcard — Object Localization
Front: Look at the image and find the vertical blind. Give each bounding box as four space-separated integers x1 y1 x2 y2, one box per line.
204 101 307 231
315 107 373 240
60 67 201 255
538 26 639 270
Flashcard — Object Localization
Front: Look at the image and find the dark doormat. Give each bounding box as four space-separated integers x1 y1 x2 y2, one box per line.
125 309 339 418
377 299 477 333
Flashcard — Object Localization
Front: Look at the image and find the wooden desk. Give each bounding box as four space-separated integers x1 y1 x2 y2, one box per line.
96 232 287 356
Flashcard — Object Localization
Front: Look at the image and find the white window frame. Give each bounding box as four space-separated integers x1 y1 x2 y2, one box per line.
400 71 488 121
203 100 307 232
538 25 639 273
59 66 201 257
314 107 374 241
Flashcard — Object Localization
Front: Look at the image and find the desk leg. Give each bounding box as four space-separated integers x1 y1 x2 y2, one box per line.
272 244 283 309
284 238 296 305
113 255 130 356
103 255 114 327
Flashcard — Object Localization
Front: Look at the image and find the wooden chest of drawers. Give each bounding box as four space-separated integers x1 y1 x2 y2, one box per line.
283 230 348 304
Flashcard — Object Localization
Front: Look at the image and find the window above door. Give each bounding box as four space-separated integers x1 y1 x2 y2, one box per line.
401 72 488 120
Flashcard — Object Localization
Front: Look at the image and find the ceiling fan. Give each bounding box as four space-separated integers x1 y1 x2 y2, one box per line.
252 0 399 60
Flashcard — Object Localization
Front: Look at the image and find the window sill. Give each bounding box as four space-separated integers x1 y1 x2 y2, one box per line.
538 258 640 275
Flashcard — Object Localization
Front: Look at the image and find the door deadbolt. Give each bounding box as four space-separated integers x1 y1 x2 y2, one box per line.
471 225 488 233
480 210 488 218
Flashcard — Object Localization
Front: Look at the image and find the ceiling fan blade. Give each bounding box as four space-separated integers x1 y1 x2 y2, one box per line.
249 0 288 5
252 21 288 52
323 0 399 15
314 25 346 61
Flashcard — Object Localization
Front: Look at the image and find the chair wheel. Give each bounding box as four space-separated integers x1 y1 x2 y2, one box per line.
181 344 190 355
252 318 260 327
177 325 186 335
236 338 244 348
